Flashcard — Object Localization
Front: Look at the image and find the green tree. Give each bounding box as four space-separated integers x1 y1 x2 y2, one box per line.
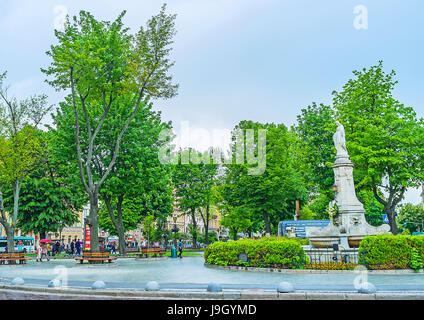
98 100 173 255
172 148 215 248
9 131 85 239
333 61 424 234
142 214 156 247
43 6 178 252
222 121 308 235
220 206 252 241
0 72 51 253
397 203 424 233
294 103 335 194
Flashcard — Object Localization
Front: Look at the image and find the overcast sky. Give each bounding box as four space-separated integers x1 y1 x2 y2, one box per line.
1 0 423 203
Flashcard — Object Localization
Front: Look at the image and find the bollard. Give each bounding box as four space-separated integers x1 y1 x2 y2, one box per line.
91 280 106 290
207 283 222 292
277 282 294 293
145 281 160 291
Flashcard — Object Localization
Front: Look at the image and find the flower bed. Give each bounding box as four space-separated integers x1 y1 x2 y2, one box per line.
304 262 357 270
358 234 424 270
204 237 308 269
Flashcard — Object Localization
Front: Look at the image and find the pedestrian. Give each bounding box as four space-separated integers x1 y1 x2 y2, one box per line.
38 243 49 262
75 239 81 255
46 242 51 257
36 246 41 262
70 240 75 255
178 239 183 259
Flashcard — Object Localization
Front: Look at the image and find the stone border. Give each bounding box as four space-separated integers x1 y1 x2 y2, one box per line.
1 284 424 300
204 263 422 274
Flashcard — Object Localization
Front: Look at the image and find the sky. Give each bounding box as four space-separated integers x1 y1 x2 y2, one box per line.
0 0 423 204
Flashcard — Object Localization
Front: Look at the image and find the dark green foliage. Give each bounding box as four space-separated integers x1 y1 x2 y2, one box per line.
294 103 335 194
222 121 308 235
204 237 308 269
358 234 424 270
199 231 218 244
5 131 85 236
397 203 424 233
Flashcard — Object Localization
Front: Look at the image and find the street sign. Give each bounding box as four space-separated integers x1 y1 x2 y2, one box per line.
382 214 389 224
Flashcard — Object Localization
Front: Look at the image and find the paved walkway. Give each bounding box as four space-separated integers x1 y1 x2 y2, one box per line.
1 257 423 292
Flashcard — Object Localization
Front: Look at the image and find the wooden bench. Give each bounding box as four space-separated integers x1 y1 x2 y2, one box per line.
125 247 140 254
0 252 31 265
136 247 167 258
75 251 117 264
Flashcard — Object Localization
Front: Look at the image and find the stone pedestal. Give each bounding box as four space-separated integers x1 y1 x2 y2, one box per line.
307 155 390 249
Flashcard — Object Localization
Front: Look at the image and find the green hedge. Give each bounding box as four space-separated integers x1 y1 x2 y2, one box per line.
204 237 308 269
358 234 424 270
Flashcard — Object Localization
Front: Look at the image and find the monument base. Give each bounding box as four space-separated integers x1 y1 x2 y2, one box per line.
307 213 390 249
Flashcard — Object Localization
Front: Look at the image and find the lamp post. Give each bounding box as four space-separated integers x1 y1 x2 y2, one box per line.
138 223 142 251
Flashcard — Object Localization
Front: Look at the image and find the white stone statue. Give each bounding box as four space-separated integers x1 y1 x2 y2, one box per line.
333 121 348 157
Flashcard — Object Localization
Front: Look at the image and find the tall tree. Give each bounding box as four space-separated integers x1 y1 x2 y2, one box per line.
98 101 173 255
0 72 51 253
222 121 308 235
172 149 216 248
10 131 85 239
333 61 424 234
294 103 335 195
397 203 424 233
43 6 178 252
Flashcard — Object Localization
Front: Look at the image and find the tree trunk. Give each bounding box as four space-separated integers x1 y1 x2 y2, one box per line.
262 210 272 235
0 190 15 254
204 203 210 245
12 179 22 225
5 224 15 254
104 195 126 255
373 185 404 235
386 207 398 235
89 193 100 253
191 209 198 248
232 227 238 241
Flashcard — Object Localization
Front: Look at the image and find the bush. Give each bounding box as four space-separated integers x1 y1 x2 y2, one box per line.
288 237 310 246
358 234 424 270
204 237 307 269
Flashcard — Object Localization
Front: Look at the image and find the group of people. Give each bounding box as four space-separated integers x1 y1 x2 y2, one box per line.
65 239 82 255
36 239 83 262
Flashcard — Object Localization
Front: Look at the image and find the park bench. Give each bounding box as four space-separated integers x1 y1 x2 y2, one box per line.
75 251 117 264
125 247 140 254
0 252 31 265
136 247 167 258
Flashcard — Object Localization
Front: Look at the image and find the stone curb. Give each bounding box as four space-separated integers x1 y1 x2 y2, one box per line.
204 263 421 274
1 284 424 300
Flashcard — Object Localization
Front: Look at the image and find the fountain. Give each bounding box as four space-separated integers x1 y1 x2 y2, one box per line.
307 121 390 249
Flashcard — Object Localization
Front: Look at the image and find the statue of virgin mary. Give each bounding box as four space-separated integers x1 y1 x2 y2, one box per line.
333 121 348 157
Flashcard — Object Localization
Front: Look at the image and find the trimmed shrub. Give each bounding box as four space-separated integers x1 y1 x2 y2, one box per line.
358 234 424 270
204 237 308 269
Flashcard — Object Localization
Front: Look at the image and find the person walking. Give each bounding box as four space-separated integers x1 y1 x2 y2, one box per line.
178 239 183 259
37 243 49 262
70 240 75 255
75 239 81 256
